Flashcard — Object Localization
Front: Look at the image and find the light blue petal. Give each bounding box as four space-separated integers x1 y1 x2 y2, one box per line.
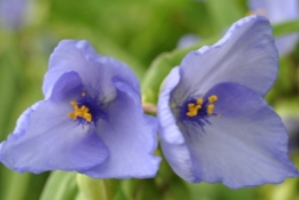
165 82 298 189
158 67 196 181
0 143 2 160
0 72 108 173
81 81 161 178
275 33 299 56
177 34 200 49
12 101 41 139
158 67 185 144
173 16 278 106
248 0 299 23
0 0 28 30
43 40 140 102
248 0 299 56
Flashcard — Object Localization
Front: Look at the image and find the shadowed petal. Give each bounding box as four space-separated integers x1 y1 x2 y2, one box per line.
43 40 140 101
81 81 161 178
168 82 298 188
173 16 278 105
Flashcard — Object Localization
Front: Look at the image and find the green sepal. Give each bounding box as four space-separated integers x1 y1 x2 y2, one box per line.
76 174 120 200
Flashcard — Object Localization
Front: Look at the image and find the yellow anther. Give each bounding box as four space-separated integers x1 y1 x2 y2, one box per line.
208 95 218 103
81 92 86 96
70 101 78 109
83 113 92 122
68 101 92 122
80 105 89 112
196 98 203 105
207 104 215 115
186 111 197 117
195 105 201 110
188 103 195 108
68 112 77 120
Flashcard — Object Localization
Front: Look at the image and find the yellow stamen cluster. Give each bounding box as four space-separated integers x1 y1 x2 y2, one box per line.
68 101 92 122
186 98 203 117
185 95 218 117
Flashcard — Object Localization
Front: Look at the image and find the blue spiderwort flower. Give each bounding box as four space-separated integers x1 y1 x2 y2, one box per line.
158 16 298 189
0 40 160 178
0 0 29 31
248 0 299 56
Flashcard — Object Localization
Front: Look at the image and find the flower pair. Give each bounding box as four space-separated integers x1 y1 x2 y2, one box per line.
0 15 297 189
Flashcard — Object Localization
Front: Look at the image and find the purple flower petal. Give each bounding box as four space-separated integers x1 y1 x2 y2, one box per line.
0 72 109 173
43 40 140 102
248 0 299 23
248 0 299 56
159 81 298 189
177 34 200 49
275 33 299 56
158 67 195 181
81 80 161 178
158 67 185 144
12 101 41 139
0 0 28 30
174 16 278 102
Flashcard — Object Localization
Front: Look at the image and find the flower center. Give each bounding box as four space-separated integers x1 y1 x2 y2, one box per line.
185 95 218 117
68 101 92 122
68 92 105 124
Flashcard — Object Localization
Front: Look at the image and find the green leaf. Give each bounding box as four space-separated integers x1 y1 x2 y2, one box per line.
74 192 85 200
166 178 191 200
205 0 243 34
273 20 299 37
113 188 128 200
187 183 256 200
40 171 78 200
0 63 17 141
0 171 30 200
121 179 160 200
76 174 120 200
0 169 48 200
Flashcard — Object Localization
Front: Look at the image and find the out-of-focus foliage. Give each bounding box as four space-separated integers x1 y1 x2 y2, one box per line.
0 0 299 200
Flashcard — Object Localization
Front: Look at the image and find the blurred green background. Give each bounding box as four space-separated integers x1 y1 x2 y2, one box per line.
0 0 299 199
